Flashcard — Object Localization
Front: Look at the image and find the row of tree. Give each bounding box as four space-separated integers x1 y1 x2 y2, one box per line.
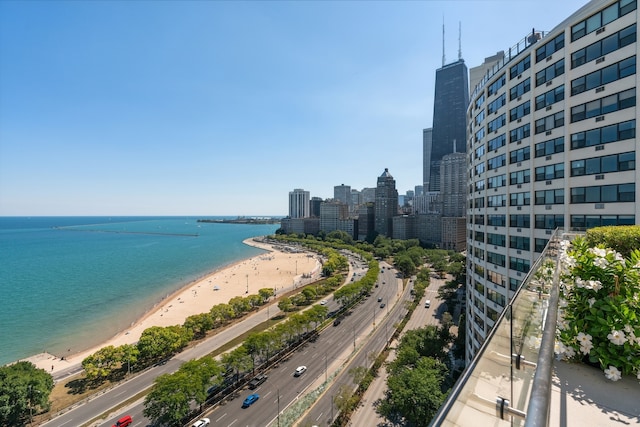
0 361 54 426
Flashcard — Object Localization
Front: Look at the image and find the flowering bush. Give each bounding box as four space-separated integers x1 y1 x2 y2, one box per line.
556 237 640 382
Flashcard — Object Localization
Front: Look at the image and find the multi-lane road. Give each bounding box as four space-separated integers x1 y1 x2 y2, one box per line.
43 258 406 427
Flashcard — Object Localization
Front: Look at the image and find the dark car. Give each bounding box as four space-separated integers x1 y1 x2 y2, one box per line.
333 318 342 326
242 393 259 408
248 373 267 389
380 303 386 308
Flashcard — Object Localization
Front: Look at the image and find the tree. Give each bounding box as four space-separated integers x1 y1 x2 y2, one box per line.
395 254 417 278
378 357 448 426
278 297 293 312
0 362 53 426
137 325 191 363
144 372 194 426
183 313 214 339
258 287 275 302
82 345 120 381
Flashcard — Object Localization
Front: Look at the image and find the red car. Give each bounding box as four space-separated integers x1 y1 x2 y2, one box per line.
113 415 132 427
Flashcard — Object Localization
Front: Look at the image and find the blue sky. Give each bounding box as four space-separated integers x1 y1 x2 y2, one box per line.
0 0 588 216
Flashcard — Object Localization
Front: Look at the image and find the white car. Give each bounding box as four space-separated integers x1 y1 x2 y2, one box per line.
294 366 307 377
320 300 327 305
192 418 210 427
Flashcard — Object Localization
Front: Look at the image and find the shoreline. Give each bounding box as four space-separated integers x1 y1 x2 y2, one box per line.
21 237 321 376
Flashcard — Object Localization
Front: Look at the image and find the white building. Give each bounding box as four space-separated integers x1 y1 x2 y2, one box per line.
466 0 638 361
288 188 310 219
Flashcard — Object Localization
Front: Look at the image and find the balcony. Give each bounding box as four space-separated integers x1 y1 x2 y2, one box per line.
431 229 640 426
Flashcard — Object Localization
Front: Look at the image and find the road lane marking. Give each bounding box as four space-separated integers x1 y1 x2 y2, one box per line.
216 413 227 422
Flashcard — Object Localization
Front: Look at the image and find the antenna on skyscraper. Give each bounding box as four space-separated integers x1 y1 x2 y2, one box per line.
458 22 462 60
453 139 457 153
442 17 445 67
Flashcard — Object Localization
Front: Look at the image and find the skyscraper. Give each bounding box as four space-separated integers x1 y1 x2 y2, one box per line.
334 184 351 210
429 59 469 191
465 0 638 362
288 188 310 219
374 168 399 237
423 127 433 189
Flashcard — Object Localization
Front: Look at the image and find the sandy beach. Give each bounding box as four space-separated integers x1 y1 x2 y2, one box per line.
25 238 321 376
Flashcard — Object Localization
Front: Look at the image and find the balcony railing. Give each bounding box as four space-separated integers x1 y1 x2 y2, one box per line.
431 229 576 426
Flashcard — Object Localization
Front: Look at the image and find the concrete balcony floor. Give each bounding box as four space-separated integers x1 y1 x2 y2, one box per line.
550 361 640 426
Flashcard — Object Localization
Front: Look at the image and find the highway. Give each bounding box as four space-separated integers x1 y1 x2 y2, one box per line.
42 256 399 427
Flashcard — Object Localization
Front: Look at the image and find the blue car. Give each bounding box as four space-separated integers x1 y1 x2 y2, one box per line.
242 393 259 408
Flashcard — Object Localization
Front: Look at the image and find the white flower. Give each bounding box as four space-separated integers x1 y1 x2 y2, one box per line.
588 298 596 308
593 257 608 268
577 332 593 355
613 251 624 262
590 247 607 257
564 345 576 358
604 365 622 381
608 329 628 346
555 340 568 357
586 280 602 292
575 277 584 288
527 335 542 350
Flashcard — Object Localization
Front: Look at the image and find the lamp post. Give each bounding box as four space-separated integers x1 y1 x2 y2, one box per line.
246 274 249 294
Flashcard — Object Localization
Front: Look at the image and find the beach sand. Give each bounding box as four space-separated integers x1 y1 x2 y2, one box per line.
25 238 321 375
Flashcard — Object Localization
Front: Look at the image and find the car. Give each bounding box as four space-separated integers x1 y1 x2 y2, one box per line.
320 299 327 305
377 297 383 302
294 365 307 376
380 303 386 308
333 318 341 326
192 418 211 427
242 393 259 408
382 281 386 284
113 415 132 427
425 300 431 308
248 373 267 389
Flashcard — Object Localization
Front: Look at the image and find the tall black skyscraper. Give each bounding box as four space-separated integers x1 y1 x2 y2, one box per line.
429 59 469 191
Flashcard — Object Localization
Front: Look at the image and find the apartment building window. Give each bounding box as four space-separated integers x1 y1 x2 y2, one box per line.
474 230 485 243
509 256 531 273
487 153 506 170
510 191 531 206
475 144 486 159
535 85 565 110
474 196 485 208
487 270 506 288
535 238 550 253
488 94 506 114
536 32 564 63
510 146 530 163
475 127 485 141
487 194 506 207
487 174 506 188
487 233 506 247
509 169 531 185
474 179 485 192
571 0 637 42
570 183 635 203
486 289 506 307
535 214 564 229
487 251 506 267
474 313 486 331
570 151 635 176
570 88 636 122
474 215 485 225
535 189 565 205
475 162 486 176
535 111 564 134
536 59 565 86
571 214 635 229
510 101 531 122
487 214 506 227
487 307 499 322
510 77 531 100
475 93 485 110
488 114 506 133
535 137 565 157
510 236 530 251
474 248 485 263
535 163 564 181
510 123 531 142
488 134 506 151
475 110 486 126
475 281 485 295
571 56 636 95
571 119 635 149
509 278 522 292
572 24 636 69
488 73 506 96
510 55 531 79
510 214 530 228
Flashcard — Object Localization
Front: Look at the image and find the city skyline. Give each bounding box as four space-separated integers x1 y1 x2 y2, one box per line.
0 0 587 216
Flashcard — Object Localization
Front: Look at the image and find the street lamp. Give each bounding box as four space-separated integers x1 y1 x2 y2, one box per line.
246 274 249 294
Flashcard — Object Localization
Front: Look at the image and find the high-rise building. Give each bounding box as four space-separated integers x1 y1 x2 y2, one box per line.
288 189 310 219
466 0 638 362
374 168 399 237
440 152 467 217
334 184 351 207
320 201 349 234
429 59 470 191
423 128 433 189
